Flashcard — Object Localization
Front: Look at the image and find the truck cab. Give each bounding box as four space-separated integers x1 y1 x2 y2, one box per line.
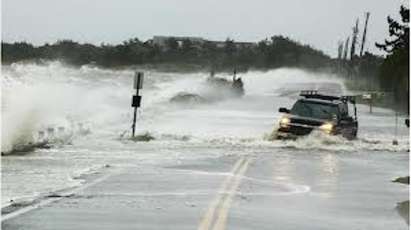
276 91 358 140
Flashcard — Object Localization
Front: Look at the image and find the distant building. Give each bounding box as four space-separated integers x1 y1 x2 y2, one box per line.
150 36 205 50
210 41 226 48
234 41 256 49
148 36 256 50
203 40 256 49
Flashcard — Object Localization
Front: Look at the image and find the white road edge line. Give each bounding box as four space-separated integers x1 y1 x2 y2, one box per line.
2 170 119 222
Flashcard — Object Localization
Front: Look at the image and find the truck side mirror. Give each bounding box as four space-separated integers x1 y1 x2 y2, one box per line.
279 107 290 113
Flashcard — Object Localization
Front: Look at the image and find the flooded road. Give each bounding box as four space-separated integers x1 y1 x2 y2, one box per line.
1 62 409 229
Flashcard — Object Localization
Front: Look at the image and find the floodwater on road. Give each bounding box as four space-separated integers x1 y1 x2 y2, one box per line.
1 62 409 229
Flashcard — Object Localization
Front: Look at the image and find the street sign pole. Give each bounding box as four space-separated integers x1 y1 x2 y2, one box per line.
132 102 138 137
131 72 144 137
362 93 373 113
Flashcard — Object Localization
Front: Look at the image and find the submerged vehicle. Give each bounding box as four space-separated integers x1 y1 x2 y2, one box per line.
206 70 244 97
276 91 358 140
169 92 207 104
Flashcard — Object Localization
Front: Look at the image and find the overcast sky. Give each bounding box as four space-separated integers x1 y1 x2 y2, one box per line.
2 0 408 57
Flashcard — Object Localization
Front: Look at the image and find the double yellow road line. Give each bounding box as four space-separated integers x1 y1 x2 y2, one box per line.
198 157 252 230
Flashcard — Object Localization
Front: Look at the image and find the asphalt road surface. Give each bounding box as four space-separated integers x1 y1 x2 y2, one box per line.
2 147 408 230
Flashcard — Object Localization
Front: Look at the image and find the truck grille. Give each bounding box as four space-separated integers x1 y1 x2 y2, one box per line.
290 118 323 127
288 125 313 135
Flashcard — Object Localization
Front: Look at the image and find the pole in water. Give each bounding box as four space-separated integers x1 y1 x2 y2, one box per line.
362 93 372 113
393 109 399 145
392 96 399 145
132 106 138 137
369 93 374 113
131 72 144 137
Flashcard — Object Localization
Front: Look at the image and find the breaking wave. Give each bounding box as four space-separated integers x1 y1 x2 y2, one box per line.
1 62 128 153
2 62 408 155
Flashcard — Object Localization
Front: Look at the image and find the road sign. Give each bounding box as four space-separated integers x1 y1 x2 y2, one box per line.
132 95 142 107
131 71 144 137
134 72 144 89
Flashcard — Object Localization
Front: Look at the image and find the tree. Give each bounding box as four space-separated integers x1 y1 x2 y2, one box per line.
224 38 236 56
376 5 409 112
166 38 179 51
1 35 334 71
181 39 193 53
376 6 409 53
1 42 38 63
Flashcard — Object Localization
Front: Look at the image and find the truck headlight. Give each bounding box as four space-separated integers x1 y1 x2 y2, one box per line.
279 117 290 128
319 123 333 134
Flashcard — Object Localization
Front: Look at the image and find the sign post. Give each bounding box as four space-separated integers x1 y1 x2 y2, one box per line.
131 72 144 137
362 93 372 113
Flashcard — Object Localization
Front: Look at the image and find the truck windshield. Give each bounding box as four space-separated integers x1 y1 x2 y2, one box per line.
290 100 338 120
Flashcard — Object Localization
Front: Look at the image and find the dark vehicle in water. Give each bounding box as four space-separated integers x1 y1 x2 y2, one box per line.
169 92 207 104
206 70 244 97
276 91 358 140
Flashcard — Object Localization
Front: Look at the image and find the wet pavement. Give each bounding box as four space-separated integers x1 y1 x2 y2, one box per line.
2 148 408 230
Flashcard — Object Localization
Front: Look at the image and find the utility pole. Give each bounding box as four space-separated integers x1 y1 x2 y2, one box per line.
337 41 344 60
343 37 350 60
131 72 144 137
337 41 344 73
360 12 371 57
350 18 359 60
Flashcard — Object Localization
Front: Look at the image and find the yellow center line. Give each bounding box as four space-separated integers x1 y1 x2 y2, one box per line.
197 157 246 230
212 158 251 230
